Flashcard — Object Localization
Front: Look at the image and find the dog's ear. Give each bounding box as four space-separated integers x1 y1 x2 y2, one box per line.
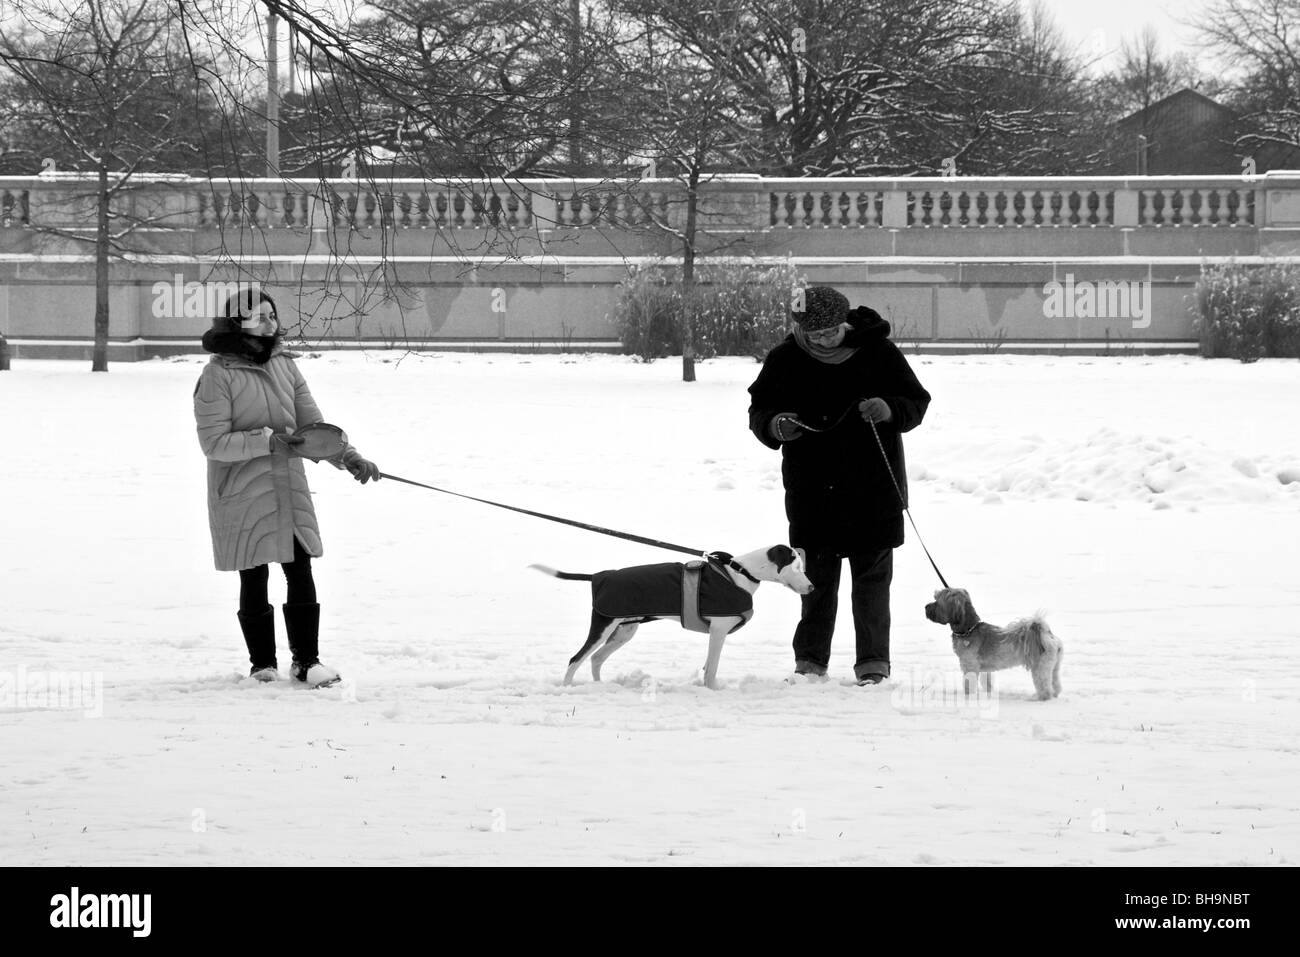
767 545 795 570
941 589 977 633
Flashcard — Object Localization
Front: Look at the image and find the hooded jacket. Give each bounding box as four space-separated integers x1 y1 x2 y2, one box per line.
747 306 931 552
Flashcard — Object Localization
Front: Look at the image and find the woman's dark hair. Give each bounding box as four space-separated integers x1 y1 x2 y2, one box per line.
221 287 278 325
201 287 282 360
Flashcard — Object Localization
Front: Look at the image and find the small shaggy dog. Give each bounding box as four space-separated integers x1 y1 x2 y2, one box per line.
924 588 1063 699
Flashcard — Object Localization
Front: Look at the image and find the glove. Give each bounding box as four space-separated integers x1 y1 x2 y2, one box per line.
270 432 306 454
768 413 804 443
341 448 381 484
859 398 893 425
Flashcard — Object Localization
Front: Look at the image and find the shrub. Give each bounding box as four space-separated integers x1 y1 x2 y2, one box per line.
612 257 805 361
1192 260 1300 362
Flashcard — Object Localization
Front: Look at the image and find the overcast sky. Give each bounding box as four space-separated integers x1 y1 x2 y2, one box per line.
1039 0 1210 69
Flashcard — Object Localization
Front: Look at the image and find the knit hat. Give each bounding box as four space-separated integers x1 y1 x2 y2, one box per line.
792 285 849 331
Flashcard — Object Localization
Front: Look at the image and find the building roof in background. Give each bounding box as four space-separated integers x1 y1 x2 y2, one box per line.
1118 88 1237 131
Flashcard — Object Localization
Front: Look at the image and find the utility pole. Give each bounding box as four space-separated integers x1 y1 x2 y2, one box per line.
568 0 581 172
266 12 280 177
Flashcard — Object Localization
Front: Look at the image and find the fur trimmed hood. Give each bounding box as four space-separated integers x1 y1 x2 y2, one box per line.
201 328 290 364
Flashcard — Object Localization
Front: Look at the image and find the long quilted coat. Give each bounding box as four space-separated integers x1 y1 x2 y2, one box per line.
194 348 328 571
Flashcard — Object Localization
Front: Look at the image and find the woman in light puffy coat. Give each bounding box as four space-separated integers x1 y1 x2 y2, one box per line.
194 289 379 687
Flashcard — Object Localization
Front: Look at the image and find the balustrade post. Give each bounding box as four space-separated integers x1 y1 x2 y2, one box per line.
882 190 908 228
1113 189 1139 227
26 175 97 230
697 174 765 231
1262 170 1300 227
126 175 201 230
531 187 558 229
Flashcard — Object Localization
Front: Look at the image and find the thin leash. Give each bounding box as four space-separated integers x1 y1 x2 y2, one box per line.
378 472 703 555
287 423 729 569
791 403 951 589
376 472 760 582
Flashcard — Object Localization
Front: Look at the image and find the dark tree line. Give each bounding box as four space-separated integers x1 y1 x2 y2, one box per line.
5 0 1294 184
2 0 1298 371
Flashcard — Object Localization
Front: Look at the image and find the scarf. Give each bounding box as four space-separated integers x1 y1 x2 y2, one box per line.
793 326 859 364
244 334 280 365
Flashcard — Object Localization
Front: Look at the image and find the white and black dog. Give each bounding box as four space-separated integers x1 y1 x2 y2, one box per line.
532 546 813 689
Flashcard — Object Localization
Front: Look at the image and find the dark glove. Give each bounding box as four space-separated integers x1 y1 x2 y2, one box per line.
768 413 804 442
341 448 381 484
858 398 893 425
271 432 306 453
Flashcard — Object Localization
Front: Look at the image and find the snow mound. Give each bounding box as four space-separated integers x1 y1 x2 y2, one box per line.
914 428 1300 507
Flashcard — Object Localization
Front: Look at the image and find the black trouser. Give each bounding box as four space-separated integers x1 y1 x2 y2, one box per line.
792 547 893 679
237 538 317 612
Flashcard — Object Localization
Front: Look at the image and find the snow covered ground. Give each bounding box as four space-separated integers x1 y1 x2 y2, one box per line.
2 351 1298 866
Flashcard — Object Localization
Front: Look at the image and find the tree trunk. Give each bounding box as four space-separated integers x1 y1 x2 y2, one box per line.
91 166 110 372
681 168 698 383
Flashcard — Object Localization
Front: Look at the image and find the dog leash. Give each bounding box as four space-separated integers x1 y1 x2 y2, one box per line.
865 418 950 589
379 473 762 582
790 402 951 589
290 423 735 568
377 471 719 559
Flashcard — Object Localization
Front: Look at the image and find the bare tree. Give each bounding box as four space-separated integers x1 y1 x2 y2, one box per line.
1200 0 1300 165
597 6 768 380
165 0 648 343
911 0 1107 175
1103 25 1209 119
0 0 222 370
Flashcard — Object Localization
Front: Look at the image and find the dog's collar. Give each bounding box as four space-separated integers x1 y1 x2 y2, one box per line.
707 551 760 585
951 621 981 639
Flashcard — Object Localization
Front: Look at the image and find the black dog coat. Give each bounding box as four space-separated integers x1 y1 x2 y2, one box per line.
590 559 754 634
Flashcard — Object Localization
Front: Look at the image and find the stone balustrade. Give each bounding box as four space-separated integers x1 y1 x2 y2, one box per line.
3 171 1296 233
766 176 1266 229
1 171 1299 359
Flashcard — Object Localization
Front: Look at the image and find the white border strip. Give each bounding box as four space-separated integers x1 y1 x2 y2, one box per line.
1 254 1298 267
6 338 1198 351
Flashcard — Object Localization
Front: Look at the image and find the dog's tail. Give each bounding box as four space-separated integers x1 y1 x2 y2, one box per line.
1020 614 1054 662
528 563 593 581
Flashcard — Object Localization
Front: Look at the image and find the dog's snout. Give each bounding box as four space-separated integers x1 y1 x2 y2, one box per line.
924 601 939 622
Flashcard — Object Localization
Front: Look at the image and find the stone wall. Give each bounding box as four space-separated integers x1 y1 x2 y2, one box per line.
2 172 1298 358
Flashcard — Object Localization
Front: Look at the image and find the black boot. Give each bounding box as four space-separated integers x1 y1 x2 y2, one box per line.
283 602 341 687
237 605 279 681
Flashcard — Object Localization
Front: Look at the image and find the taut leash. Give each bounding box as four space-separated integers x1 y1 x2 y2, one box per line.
378 472 709 559
291 422 738 569
790 402 951 589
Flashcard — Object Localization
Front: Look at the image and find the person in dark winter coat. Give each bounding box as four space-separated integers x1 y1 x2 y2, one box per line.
747 285 931 684
193 288 381 687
